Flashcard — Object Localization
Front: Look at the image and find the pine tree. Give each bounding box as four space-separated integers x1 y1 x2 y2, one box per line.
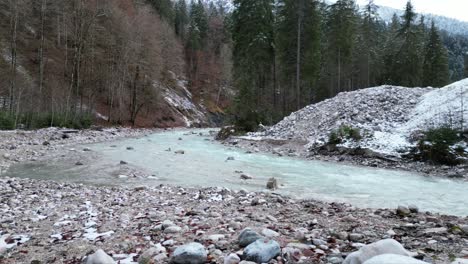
187 0 208 50
423 21 449 87
231 0 275 130
174 0 189 40
355 0 383 88
148 0 175 23
326 0 358 93
276 0 322 112
464 52 468 78
382 13 402 84
394 1 424 87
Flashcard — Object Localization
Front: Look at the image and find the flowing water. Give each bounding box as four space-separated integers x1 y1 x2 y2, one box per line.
6 129 468 216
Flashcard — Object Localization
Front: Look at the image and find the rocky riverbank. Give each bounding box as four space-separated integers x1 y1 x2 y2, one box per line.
221 80 468 180
222 137 468 180
0 127 158 175
1 177 467 264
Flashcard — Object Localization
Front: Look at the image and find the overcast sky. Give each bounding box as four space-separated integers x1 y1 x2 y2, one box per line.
346 0 468 22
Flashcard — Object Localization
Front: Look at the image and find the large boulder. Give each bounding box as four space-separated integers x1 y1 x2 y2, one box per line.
343 239 411 264
85 249 116 264
171 243 207 264
238 229 263 247
243 239 280 263
363 254 428 264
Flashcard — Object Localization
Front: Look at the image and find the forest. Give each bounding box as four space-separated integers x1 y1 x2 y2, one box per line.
0 0 467 131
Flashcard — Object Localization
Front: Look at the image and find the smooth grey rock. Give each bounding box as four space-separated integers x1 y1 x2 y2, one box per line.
224 253 241 264
138 245 166 264
85 249 116 264
171 243 207 264
363 254 428 264
261 228 279 238
164 226 182 234
238 229 262 247
243 239 280 263
343 239 411 264
396 206 411 216
266 178 278 190
408 205 419 213
349 233 364 242
329 256 344 264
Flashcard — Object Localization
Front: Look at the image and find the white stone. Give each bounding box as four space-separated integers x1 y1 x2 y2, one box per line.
224 253 241 264
343 239 411 264
363 254 428 264
261 228 280 238
85 249 116 264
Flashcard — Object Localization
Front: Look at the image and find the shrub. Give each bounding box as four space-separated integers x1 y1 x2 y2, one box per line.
328 125 362 144
416 126 465 165
0 112 15 130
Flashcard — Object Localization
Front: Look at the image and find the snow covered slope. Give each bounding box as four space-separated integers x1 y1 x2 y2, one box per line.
248 79 468 156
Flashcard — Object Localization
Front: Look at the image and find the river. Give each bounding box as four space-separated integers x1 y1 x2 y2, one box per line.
6 129 468 216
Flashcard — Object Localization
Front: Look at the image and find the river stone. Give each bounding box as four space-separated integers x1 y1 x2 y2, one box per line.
164 225 182 234
85 249 116 264
396 205 411 216
171 243 207 264
343 239 411 264
363 254 428 264
224 253 241 264
408 205 419 213
266 178 278 190
349 233 364 242
238 229 262 247
261 228 279 238
138 244 166 264
459 225 468 234
243 239 280 263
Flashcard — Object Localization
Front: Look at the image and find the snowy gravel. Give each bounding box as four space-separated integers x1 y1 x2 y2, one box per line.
246 79 468 157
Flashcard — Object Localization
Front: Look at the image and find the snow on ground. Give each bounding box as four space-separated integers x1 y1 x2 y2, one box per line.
247 79 468 157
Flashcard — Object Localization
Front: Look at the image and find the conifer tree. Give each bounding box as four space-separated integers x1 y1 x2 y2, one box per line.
394 1 424 87
423 21 449 87
174 0 189 40
148 0 175 23
355 0 383 88
326 0 358 93
276 0 322 112
231 0 275 130
464 53 468 78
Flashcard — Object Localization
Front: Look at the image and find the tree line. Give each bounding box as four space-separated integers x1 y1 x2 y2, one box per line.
0 0 232 129
231 0 458 130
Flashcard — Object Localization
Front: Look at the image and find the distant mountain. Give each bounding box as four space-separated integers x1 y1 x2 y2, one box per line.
376 5 468 37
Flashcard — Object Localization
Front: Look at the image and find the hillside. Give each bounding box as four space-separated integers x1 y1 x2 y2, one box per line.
246 79 468 157
0 0 231 128
377 5 468 37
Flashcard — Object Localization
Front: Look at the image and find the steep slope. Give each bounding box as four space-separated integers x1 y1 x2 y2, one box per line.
248 79 468 156
0 0 226 128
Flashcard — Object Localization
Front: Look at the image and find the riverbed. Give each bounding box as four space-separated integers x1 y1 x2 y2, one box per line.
6 129 468 216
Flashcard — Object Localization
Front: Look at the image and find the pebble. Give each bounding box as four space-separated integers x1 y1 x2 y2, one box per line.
85 249 116 264
243 239 281 263
238 229 263 247
224 253 241 264
171 243 207 264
